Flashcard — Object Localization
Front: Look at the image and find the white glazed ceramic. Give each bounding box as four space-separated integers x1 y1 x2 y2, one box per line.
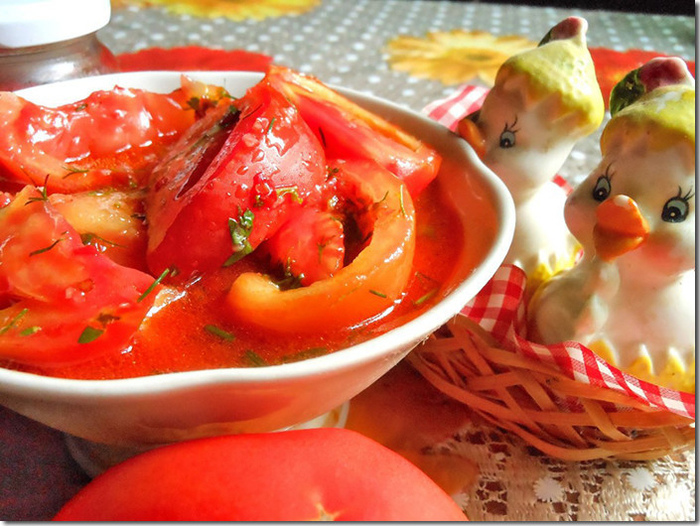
459 17 604 288
0 71 514 450
527 58 695 392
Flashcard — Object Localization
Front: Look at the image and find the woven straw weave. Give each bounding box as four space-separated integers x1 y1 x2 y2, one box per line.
409 315 695 461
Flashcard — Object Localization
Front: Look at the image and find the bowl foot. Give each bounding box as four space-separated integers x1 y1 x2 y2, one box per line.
64 434 156 478
64 402 351 477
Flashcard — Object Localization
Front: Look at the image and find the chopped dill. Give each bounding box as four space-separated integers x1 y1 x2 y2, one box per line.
78 326 104 344
244 350 268 367
205 324 235 341
137 268 171 303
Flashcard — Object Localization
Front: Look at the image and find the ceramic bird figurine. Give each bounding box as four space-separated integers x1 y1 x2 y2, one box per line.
527 57 695 392
457 16 605 293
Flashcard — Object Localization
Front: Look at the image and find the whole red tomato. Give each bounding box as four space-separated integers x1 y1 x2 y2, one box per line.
53 428 467 521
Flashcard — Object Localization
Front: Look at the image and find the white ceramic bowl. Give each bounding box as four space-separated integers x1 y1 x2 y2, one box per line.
0 72 514 452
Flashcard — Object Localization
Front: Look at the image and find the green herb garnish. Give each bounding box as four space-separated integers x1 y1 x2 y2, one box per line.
81 232 123 248
326 165 339 180
62 166 89 179
29 232 68 257
282 346 329 363
275 186 303 204
413 288 438 306
20 326 41 337
204 324 235 341
244 350 268 367
398 185 407 216
369 289 387 298
137 268 170 303
223 209 255 266
0 308 29 335
25 175 50 205
78 326 104 344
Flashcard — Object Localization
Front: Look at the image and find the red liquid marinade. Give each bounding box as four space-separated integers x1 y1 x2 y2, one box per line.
10 181 466 380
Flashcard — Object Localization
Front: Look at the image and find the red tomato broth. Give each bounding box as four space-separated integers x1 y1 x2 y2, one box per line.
0 70 495 380
6 180 466 380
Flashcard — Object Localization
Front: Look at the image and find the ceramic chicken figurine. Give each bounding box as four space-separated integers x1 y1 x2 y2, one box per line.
528 57 695 392
458 17 604 293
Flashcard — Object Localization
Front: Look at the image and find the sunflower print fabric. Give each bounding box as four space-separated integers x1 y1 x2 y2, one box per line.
112 0 321 21
385 29 536 86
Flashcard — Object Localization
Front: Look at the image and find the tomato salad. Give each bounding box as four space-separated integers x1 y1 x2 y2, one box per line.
0 66 464 380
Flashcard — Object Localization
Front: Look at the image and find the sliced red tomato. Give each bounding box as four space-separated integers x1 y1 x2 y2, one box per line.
53 428 467 521
264 205 345 286
266 65 442 197
49 189 148 271
0 84 197 193
226 158 416 333
145 78 327 278
0 187 159 366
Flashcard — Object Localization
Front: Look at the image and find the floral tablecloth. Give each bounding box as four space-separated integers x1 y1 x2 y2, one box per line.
0 0 694 521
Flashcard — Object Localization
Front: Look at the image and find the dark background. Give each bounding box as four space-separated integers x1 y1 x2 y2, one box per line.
444 0 695 16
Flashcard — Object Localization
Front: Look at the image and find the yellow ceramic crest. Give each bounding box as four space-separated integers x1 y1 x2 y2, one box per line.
495 18 604 134
602 85 695 152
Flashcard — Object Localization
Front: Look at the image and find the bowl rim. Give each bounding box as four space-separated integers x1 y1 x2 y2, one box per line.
0 70 515 398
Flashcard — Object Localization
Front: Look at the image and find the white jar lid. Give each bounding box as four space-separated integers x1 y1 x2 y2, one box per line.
0 0 111 48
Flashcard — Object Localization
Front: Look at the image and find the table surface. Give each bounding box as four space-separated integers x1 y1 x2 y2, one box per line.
0 0 695 520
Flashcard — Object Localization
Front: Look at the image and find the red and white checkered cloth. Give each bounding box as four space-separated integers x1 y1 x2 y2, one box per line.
423 85 695 420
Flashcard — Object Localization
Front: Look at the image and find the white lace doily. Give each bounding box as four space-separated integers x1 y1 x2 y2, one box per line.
345 360 695 522
435 419 695 521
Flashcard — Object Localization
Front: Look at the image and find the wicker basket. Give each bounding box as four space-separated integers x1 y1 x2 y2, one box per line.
408 315 695 461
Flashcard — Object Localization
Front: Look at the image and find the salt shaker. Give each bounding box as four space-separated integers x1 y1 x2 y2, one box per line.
0 0 117 91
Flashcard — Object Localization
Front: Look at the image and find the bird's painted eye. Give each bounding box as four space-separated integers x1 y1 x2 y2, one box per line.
662 187 693 223
592 175 611 202
498 118 518 149
499 130 516 148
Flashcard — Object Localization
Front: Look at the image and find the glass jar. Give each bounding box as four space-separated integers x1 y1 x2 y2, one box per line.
0 0 117 91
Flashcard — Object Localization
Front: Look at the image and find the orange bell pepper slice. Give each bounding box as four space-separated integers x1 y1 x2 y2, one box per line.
226 159 416 334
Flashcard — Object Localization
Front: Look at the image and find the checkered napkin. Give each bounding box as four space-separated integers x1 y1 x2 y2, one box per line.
422 84 696 420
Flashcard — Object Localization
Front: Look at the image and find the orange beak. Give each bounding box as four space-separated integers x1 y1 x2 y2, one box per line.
593 196 650 261
456 117 486 159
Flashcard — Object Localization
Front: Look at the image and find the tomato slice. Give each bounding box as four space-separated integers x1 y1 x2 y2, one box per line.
0 85 196 193
0 187 159 366
264 205 346 286
49 189 148 271
226 158 416 333
145 78 327 278
266 65 441 197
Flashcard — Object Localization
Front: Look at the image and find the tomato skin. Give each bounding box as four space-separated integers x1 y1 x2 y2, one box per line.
145 79 327 278
226 158 416 333
266 65 442 197
0 187 158 366
264 205 345 286
53 428 467 521
0 86 195 193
